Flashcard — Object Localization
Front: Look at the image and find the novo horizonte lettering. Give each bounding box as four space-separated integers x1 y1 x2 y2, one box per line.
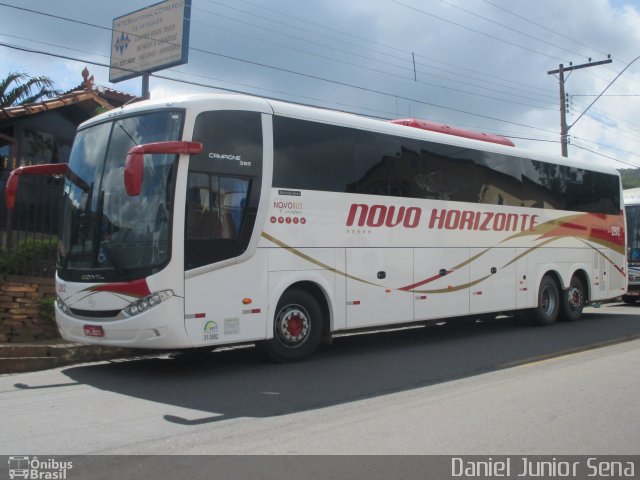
345 203 538 232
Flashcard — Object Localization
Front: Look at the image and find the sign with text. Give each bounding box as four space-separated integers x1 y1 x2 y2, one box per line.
109 0 191 82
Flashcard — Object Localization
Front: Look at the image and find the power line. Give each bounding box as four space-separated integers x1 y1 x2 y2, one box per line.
0 40 560 137
196 1 556 105
0 35 565 149
166 68 402 118
479 0 611 58
570 143 639 169
3 45 631 166
390 0 568 62
0 4 560 128
571 135 640 160
439 0 596 61
189 15 555 110
548 59 613 157
218 0 557 99
413 55 556 101
0 30 403 119
228 0 406 56
479 0 640 90
0 1 556 110
2 1 635 168
569 55 640 131
569 104 640 142
225 0 555 97
573 94 640 97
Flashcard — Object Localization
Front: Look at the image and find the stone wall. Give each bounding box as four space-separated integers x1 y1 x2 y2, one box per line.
0 275 60 343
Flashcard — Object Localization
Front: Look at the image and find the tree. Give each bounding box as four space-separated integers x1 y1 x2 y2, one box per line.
0 71 60 108
619 168 640 189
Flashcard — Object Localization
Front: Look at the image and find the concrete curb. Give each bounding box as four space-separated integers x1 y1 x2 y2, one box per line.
0 343 150 374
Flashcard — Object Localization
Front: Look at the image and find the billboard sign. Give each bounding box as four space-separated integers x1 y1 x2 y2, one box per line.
109 0 191 83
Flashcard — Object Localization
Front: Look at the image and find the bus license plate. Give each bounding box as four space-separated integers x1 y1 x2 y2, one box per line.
84 325 104 337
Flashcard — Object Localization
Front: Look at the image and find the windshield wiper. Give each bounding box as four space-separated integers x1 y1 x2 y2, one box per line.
119 124 138 146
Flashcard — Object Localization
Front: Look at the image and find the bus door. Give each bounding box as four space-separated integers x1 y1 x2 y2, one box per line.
183 110 264 345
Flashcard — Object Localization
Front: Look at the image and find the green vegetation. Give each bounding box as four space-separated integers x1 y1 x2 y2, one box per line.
0 238 58 275
39 297 56 324
619 168 640 190
0 70 60 107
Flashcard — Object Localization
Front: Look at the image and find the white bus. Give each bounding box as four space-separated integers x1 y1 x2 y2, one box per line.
623 187 640 303
5 94 627 361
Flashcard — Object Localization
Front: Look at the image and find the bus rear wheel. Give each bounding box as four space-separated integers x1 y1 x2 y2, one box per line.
532 275 560 326
259 288 324 362
561 276 586 322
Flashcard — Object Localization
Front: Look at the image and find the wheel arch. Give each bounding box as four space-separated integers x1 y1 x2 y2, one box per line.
286 280 331 338
570 268 591 303
537 268 563 294
267 273 333 340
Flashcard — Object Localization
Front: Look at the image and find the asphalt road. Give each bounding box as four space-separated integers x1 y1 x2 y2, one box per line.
1 303 640 455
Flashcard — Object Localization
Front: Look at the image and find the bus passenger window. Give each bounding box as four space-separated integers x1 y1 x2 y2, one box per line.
185 172 251 269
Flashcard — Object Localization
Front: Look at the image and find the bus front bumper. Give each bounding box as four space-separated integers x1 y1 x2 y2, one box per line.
55 295 191 349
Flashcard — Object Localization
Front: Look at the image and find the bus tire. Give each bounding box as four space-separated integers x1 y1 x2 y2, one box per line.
561 275 586 322
622 295 638 304
533 275 560 326
259 288 324 362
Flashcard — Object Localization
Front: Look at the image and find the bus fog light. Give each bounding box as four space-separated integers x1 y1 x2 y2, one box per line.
125 290 173 317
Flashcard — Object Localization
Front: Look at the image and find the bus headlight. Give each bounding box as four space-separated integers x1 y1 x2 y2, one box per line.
124 290 173 317
56 296 70 314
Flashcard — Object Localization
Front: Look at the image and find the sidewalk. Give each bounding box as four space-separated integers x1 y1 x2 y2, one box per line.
0 342 149 374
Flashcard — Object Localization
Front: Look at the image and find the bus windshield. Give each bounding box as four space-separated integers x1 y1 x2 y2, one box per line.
59 110 184 282
627 204 640 265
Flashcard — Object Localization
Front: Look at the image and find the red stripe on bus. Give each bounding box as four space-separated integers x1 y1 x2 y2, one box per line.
89 279 151 298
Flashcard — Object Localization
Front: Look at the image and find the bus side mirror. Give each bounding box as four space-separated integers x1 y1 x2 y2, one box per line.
124 141 204 197
124 152 144 197
5 163 68 210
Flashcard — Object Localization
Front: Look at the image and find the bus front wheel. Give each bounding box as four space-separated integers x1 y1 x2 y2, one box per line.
532 275 560 326
259 288 324 362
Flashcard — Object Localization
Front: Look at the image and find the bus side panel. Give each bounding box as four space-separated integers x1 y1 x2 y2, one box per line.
469 247 516 314
516 248 531 309
184 249 269 347
604 251 627 298
594 249 606 297
345 248 413 328
413 248 470 321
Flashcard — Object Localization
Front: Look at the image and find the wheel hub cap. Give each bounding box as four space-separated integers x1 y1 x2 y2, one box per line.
276 306 310 346
568 286 582 309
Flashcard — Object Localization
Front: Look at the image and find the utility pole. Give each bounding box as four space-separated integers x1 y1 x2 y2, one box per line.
142 74 150 100
547 57 612 157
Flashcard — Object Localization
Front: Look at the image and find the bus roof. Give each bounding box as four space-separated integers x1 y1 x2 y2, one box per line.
389 118 515 147
82 93 619 178
624 187 640 206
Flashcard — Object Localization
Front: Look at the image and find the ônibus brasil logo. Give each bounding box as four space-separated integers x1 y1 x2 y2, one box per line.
8 456 73 480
